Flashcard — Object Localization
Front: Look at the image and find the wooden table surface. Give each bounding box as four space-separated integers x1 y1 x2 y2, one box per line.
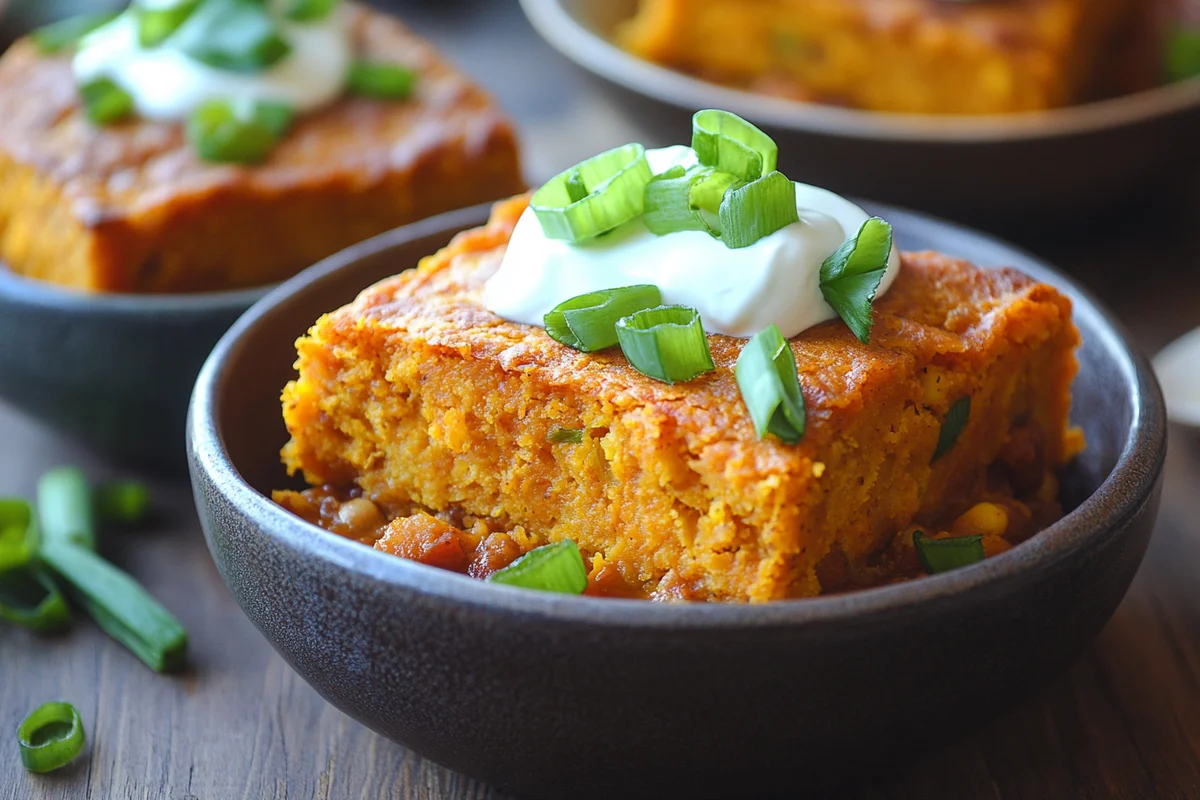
4 2 1200 798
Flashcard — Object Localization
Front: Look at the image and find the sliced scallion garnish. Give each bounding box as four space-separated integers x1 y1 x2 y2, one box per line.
170 0 291 74
79 78 134 125
37 467 95 551
1166 27 1200 83
136 0 201 48
932 396 971 463
40 540 187 672
531 144 653 244
547 427 584 444
0 568 72 634
616 305 715 384
544 284 662 352
285 0 338 22
818 216 893 344
0 499 34 571
30 12 119 54
347 60 418 100
913 530 985 574
95 481 151 525
735 325 806 444
487 540 588 594
17 702 85 774
692 109 778 182
643 165 716 237
187 99 293 164
718 171 799 249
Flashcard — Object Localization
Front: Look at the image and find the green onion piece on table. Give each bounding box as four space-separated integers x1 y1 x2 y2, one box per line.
487 540 588 594
136 0 201 48
0 568 72 634
39 540 187 672
30 12 119 54
37 467 95 551
913 530 985 575
544 284 662 352
170 0 292 73
718 171 799 249
531 143 653 244
17 702 85 774
347 60 418 100
285 0 338 22
616 305 715 385
0 498 34 571
187 99 293 164
735 324 806 444
547 427 584 444
692 109 778 182
931 396 971 463
818 216 893 344
1166 27 1200 83
79 78 134 125
95 481 151 525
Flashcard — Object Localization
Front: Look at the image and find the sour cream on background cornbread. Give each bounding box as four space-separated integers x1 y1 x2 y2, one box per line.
485 146 901 340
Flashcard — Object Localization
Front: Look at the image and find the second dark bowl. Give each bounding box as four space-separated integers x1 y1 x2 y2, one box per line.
189 204 1165 798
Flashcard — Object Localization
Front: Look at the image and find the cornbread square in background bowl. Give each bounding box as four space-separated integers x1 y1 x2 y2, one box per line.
0 0 524 468
519 0 1200 227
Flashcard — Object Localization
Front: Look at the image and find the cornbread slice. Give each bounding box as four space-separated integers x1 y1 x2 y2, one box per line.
0 3 523 293
617 0 1146 113
280 195 1080 602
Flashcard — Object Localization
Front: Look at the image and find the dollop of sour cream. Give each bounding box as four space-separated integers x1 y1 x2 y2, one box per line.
72 0 352 122
485 146 902 340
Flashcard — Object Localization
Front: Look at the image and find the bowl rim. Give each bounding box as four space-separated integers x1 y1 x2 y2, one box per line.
189 202 1166 630
518 0 1200 144
0 266 272 313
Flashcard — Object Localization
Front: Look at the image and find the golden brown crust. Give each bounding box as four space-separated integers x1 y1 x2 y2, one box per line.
280 195 1081 602
0 3 525 292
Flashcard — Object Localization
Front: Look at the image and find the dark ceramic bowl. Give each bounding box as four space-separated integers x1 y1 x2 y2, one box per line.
0 269 267 469
519 0 1200 229
189 204 1166 799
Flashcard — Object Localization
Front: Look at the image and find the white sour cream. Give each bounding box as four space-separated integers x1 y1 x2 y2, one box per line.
485 146 902 340
72 0 352 122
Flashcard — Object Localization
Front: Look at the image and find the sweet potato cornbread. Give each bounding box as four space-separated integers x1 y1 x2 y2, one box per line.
616 0 1147 113
276 195 1082 602
0 4 523 293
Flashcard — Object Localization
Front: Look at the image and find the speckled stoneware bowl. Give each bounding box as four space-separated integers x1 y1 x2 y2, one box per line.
519 0 1200 229
189 204 1166 799
0 270 267 469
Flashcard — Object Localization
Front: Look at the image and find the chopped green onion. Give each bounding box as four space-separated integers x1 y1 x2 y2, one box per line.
1166 27 1200 83
487 540 587 594
30 12 119 54
531 144 653 244
346 60 418 100
285 0 338 22
692 109 778 182
547 427 584 444
564 169 589 203
544 284 663 352
170 0 291 74
0 568 72 634
95 482 151 525
40 540 187 672
187 99 293 164
37 467 95 551
818 217 893 344
0 499 34 571
615 305 715 385
718 171 799 249
136 0 201 48
79 78 134 125
913 530 985 574
643 166 715 237
931 396 971 463
735 325 806 444
689 169 744 215
17 702 85 774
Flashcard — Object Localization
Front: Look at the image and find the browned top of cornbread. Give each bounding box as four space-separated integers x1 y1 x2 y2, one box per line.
0 2 513 229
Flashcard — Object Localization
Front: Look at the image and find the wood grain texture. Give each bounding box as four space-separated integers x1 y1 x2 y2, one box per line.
3 2 1200 799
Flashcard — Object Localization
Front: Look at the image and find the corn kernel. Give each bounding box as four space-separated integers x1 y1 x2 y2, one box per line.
952 502 1008 538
